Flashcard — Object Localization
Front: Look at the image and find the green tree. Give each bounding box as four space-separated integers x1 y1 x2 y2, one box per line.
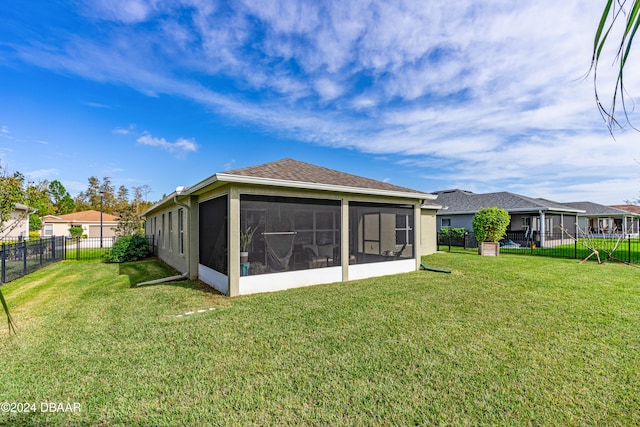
0 164 20 333
75 176 115 213
25 180 51 232
49 180 74 214
592 0 640 129
0 167 26 236
114 203 143 237
472 207 511 243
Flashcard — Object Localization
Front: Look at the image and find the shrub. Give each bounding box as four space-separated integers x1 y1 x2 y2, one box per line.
472 207 510 242
69 226 84 239
438 227 467 239
28 231 40 240
104 235 150 263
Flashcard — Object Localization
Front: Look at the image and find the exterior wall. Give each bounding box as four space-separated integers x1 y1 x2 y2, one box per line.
144 202 189 275
420 209 438 256
146 182 435 297
42 220 118 237
0 209 29 239
436 214 474 232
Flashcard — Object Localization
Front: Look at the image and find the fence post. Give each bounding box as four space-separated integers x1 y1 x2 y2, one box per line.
76 237 80 261
629 236 632 264
1 243 5 283
23 240 28 276
574 231 578 260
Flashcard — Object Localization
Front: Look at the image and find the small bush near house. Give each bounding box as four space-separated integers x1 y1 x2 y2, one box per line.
28 231 40 240
104 235 149 263
472 207 510 242
69 226 84 239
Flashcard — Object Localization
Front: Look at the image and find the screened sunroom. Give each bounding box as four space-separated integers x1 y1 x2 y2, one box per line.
144 159 439 296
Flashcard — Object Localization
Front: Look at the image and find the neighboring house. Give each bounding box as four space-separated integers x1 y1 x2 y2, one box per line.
433 189 584 247
41 210 119 238
0 203 31 240
142 158 441 297
563 202 640 236
611 204 640 215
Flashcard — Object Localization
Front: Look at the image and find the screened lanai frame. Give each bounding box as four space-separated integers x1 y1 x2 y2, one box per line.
239 194 342 276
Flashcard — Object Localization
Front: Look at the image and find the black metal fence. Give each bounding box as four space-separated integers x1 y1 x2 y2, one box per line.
0 236 155 285
438 229 640 265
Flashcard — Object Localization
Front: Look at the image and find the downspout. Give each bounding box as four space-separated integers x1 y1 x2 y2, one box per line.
173 187 191 279
136 271 188 287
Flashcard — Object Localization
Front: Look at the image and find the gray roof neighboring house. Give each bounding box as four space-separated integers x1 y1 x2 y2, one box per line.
433 189 583 215
562 202 640 217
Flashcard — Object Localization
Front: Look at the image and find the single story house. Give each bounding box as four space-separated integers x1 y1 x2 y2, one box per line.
142 158 440 297
562 202 640 236
41 210 119 238
433 189 584 247
0 203 31 240
611 204 640 215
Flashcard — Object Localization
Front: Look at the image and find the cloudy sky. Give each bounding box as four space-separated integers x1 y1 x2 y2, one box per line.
1 0 639 204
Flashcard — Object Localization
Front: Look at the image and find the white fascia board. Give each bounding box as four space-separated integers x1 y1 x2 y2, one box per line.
214 173 436 201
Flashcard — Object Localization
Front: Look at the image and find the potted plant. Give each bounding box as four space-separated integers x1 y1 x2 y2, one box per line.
240 225 257 265
472 207 510 256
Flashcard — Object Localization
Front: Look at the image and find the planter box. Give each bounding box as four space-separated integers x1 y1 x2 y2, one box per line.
478 242 500 256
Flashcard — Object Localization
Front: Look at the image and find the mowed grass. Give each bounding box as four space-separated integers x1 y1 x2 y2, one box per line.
0 254 639 426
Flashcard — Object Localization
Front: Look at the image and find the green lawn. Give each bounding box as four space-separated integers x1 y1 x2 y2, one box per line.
0 254 639 425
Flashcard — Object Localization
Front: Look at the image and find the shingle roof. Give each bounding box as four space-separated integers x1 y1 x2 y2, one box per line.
224 158 428 196
563 202 640 216
43 210 119 222
611 204 640 214
433 189 582 214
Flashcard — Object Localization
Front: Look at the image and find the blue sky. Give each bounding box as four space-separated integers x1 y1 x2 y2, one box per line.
1 0 639 205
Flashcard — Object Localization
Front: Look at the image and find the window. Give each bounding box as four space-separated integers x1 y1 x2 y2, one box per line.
240 195 341 275
441 218 451 227
168 211 173 251
44 224 53 237
396 213 413 245
349 202 414 264
178 208 184 255
161 214 165 248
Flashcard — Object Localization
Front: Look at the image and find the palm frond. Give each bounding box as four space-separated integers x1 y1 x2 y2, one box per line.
0 289 17 335
591 0 640 131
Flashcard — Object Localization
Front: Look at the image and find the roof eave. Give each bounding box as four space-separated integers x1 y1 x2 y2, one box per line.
437 207 585 215
215 173 436 200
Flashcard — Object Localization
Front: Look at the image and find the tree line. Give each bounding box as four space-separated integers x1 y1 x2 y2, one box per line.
0 163 154 236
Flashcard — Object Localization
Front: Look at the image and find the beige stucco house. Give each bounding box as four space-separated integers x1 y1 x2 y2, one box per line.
143 158 440 297
41 210 118 238
0 203 31 240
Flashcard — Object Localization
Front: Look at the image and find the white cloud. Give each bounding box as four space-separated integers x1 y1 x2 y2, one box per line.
314 78 343 101
137 133 198 155
9 0 640 203
82 0 154 23
27 168 59 180
112 124 136 135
